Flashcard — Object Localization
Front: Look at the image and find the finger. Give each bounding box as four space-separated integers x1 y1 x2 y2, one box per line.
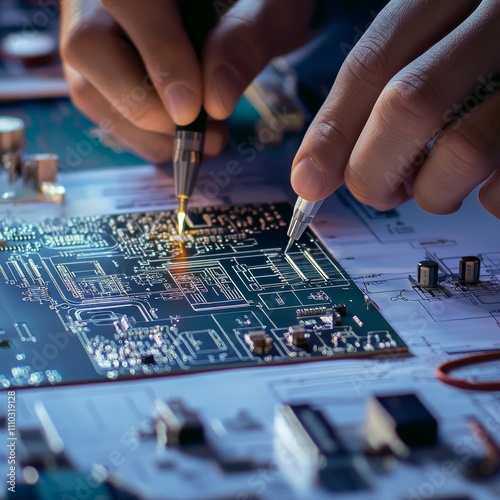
65 66 173 163
61 1 173 134
100 0 202 126
414 90 500 214
65 66 227 163
290 0 478 201
345 0 500 210
203 0 316 120
479 170 500 219
204 121 229 158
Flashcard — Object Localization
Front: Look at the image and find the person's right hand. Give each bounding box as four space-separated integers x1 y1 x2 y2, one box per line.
60 0 318 164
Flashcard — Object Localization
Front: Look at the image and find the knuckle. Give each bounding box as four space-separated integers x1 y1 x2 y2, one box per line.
61 22 105 68
309 116 349 152
343 36 390 87
438 127 488 180
377 71 440 127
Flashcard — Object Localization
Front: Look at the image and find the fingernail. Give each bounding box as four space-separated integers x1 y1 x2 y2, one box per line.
164 84 197 125
291 156 326 199
213 64 246 116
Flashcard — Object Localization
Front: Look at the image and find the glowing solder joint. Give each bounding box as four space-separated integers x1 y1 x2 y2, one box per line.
177 197 187 235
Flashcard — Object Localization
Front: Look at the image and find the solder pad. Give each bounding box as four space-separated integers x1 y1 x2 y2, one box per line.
0 203 408 388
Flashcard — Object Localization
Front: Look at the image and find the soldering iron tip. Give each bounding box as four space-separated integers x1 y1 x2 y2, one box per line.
177 198 187 235
177 211 186 235
284 238 293 253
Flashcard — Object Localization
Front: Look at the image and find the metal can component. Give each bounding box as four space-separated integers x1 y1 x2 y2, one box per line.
0 116 25 179
417 260 439 288
0 116 25 155
459 256 480 284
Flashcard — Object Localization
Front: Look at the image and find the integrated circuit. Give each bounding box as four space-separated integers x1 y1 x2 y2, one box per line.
0 202 408 388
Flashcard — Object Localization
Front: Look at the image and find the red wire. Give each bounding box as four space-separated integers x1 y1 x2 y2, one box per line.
435 351 500 390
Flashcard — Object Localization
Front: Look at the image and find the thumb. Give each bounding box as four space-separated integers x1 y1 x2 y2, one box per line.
203 0 316 120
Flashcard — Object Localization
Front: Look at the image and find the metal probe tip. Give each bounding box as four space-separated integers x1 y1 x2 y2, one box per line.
177 198 187 235
284 238 294 253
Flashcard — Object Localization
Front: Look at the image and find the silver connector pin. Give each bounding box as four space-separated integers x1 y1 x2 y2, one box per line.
284 196 324 252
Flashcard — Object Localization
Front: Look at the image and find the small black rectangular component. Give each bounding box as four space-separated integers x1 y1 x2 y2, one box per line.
368 393 438 448
332 304 347 316
418 260 439 288
280 404 348 461
459 256 480 284
18 428 70 469
155 399 205 447
0 339 11 349
277 404 369 492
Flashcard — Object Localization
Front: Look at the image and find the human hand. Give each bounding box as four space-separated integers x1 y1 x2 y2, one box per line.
60 0 317 163
291 0 500 219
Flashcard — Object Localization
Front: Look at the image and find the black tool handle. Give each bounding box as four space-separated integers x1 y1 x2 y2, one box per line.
176 0 219 133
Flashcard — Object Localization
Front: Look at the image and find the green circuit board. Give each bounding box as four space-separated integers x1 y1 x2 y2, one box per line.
0 202 408 388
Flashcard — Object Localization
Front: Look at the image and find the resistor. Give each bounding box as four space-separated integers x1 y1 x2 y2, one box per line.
296 306 328 317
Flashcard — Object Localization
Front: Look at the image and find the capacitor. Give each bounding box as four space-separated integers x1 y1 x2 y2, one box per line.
155 399 205 447
1 32 57 66
286 325 310 348
0 116 25 181
0 116 25 156
459 256 480 284
417 260 439 288
22 154 58 185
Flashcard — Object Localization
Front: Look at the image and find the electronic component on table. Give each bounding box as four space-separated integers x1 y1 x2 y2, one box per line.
0 116 65 203
245 331 273 355
417 260 439 288
366 393 438 457
458 256 480 284
276 404 369 492
285 325 310 348
462 417 500 478
333 303 347 316
155 399 205 447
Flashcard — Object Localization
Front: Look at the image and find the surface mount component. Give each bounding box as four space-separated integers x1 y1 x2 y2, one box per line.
0 116 65 203
245 331 273 355
458 256 480 284
0 202 407 388
285 325 310 348
155 400 205 447
276 404 369 492
366 393 438 457
417 260 439 288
